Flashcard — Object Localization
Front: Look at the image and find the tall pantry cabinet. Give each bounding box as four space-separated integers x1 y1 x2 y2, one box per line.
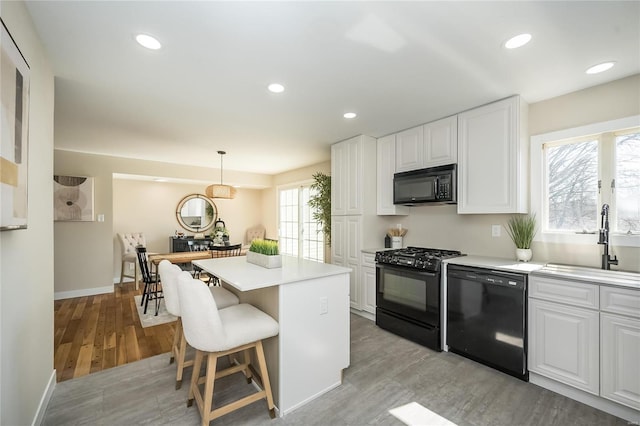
331 135 380 314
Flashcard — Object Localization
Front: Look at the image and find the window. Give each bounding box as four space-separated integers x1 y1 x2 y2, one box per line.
531 116 640 247
278 183 325 262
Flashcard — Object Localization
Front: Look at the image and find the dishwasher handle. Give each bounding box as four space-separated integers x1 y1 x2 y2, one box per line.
447 266 525 289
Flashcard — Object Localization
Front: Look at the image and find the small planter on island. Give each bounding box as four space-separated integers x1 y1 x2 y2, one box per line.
246 239 282 269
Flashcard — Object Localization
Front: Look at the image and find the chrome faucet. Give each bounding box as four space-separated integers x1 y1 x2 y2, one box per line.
597 204 618 270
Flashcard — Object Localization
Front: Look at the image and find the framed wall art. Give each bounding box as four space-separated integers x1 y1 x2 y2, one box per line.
0 18 30 231
54 176 95 221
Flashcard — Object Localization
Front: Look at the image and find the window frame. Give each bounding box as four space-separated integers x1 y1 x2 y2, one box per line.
530 115 640 247
276 180 325 262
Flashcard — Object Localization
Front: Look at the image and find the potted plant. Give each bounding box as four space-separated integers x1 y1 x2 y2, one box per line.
505 214 537 262
246 239 282 269
308 172 331 245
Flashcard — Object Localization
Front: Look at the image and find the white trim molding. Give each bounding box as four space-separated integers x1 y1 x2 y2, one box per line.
54 285 114 301
530 115 640 248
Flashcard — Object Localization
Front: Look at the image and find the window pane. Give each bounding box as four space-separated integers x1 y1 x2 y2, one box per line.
616 132 640 232
546 140 598 231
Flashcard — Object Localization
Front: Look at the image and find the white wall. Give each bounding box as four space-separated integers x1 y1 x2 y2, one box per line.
112 178 263 281
0 1 56 424
53 150 272 296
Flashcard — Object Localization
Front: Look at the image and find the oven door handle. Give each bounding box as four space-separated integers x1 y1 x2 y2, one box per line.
377 264 438 278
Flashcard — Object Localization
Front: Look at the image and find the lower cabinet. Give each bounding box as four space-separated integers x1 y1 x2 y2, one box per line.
360 253 376 314
529 274 640 417
528 298 600 395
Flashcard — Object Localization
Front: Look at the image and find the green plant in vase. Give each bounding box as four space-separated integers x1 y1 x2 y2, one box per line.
505 214 537 262
249 239 279 255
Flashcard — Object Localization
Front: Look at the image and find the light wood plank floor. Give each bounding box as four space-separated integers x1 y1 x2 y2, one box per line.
44 314 628 426
54 281 175 383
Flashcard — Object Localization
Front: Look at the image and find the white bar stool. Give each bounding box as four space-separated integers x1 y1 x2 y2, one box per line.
158 261 239 389
177 273 279 425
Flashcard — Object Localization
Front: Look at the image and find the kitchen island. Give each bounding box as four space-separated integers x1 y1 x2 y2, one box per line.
192 255 351 416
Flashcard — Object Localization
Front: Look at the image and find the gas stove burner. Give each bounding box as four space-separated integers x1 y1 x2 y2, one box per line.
375 246 465 272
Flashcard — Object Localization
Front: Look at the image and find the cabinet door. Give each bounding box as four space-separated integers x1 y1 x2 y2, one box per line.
346 137 363 215
377 135 408 216
601 313 640 410
360 254 377 314
331 142 347 215
458 96 526 214
395 126 424 173
330 216 345 265
424 115 457 167
528 298 600 395
345 216 361 265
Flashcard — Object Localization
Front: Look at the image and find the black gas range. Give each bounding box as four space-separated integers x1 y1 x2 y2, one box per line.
375 246 464 272
375 246 465 351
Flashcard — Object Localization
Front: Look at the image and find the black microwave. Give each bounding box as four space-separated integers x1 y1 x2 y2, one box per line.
393 164 457 205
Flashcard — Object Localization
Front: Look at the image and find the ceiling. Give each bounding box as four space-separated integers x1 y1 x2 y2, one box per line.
24 1 640 175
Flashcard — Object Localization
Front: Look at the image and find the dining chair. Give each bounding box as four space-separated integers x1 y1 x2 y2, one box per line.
177 273 279 424
118 232 147 287
137 246 163 315
213 243 242 257
158 261 239 389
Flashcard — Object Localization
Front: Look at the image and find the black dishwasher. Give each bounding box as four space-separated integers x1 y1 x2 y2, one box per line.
447 265 528 381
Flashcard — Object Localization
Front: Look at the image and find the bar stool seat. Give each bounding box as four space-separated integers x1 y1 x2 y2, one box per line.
158 260 239 389
177 273 279 424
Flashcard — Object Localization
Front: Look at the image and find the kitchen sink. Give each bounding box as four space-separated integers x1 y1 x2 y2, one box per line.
533 263 640 288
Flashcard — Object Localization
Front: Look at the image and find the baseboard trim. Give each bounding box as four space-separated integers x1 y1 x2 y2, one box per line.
54 285 113 300
350 308 375 322
32 369 56 426
529 372 640 423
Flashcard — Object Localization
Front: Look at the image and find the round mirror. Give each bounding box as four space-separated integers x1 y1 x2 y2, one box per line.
176 194 218 233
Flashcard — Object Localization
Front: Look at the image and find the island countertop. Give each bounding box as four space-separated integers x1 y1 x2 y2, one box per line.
193 255 352 292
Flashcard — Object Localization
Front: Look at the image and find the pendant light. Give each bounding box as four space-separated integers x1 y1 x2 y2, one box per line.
206 151 237 199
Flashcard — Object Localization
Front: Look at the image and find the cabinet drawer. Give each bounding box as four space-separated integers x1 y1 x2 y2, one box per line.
362 253 376 268
529 276 598 309
601 286 640 318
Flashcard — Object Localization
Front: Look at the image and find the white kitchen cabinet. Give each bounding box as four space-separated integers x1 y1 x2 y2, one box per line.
376 134 408 216
360 253 377 314
394 116 457 174
601 313 640 410
457 95 528 214
528 298 600 395
331 135 369 216
331 136 377 314
395 125 424 173
600 286 640 410
423 115 457 167
331 216 361 309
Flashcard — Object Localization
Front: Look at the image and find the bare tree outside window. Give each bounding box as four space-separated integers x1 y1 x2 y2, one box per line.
546 140 598 231
615 132 640 233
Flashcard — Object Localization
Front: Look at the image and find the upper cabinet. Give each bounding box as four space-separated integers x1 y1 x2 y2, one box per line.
377 135 408 216
424 115 458 167
395 116 458 173
395 125 424 172
457 96 528 214
331 135 376 216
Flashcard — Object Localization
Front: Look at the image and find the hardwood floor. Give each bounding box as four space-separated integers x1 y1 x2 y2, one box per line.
53 281 175 382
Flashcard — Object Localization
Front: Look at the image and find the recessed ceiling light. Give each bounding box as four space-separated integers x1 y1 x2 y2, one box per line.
268 83 285 93
586 61 615 74
504 33 532 49
135 34 162 50
343 112 357 119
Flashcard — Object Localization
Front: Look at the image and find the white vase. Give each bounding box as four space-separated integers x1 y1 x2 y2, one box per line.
246 251 282 269
515 248 532 262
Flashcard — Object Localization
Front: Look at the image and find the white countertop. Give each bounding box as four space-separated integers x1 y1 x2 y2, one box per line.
532 263 640 289
444 255 546 274
193 255 352 292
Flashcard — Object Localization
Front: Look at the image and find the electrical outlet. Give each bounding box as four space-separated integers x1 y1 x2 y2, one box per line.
320 297 328 315
492 225 501 237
